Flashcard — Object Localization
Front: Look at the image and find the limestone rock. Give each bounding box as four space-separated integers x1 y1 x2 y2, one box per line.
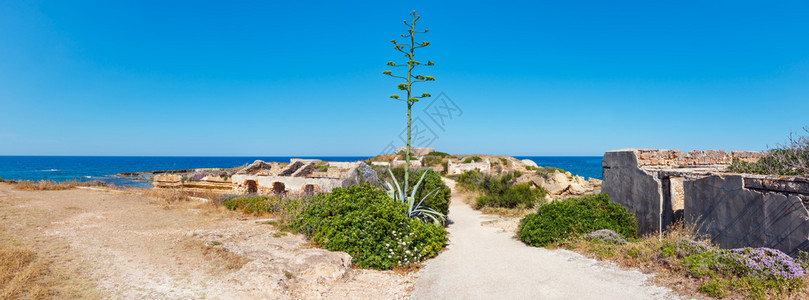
521 159 539 168
566 182 586 195
394 146 435 157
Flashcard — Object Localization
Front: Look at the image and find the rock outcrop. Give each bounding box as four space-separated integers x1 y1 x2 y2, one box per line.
525 171 602 200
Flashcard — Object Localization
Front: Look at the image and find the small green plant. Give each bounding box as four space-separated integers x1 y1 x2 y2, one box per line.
517 193 637 247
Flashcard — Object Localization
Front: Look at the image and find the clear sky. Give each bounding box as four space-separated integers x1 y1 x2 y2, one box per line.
1 1 807 156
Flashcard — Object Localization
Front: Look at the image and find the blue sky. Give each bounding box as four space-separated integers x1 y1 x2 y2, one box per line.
1 1 807 156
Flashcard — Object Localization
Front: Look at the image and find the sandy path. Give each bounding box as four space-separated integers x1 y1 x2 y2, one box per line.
0 183 413 299
410 178 679 299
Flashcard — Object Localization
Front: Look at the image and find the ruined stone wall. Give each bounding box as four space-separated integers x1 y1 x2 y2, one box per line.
685 175 809 256
602 150 664 234
603 148 809 256
447 159 491 175
635 149 765 166
231 174 345 196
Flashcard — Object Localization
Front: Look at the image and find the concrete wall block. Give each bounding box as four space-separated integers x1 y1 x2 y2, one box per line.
602 150 663 235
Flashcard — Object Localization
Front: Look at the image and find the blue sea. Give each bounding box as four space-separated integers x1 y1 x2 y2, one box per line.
0 156 603 188
514 156 603 180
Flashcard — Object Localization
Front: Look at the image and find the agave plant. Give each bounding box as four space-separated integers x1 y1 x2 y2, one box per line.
382 169 446 225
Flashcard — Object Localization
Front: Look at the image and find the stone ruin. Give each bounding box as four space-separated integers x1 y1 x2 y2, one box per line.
231 159 377 196
602 149 809 255
153 159 378 197
447 159 491 175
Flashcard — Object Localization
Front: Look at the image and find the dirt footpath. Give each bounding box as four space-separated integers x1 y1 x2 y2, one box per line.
410 178 680 300
0 183 413 299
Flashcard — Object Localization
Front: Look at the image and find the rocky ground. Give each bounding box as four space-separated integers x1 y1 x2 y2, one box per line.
0 183 413 299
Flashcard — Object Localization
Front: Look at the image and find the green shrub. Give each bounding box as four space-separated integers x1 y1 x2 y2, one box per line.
475 183 543 209
424 155 443 167
517 193 637 247
292 184 447 269
427 151 450 158
378 167 450 216
457 170 545 209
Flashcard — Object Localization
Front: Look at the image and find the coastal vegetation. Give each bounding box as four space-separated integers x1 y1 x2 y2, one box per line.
7 179 105 191
729 127 809 177
454 170 546 210
293 184 447 269
517 193 637 247
560 227 809 299
217 184 448 270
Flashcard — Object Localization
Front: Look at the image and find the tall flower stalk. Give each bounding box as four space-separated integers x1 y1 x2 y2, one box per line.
383 10 435 195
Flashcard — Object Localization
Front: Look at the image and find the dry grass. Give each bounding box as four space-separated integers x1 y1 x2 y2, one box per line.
0 247 48 300
141 188 222 204
11 180 104 191
198 241 250 271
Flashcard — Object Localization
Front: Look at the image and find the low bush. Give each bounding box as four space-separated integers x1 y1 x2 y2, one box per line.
682 247 806 298
291 184 447 269
221 195 275 215
561 223 809 299
456 170 545 209
660 238 708 258
517 193 636 247
474 183 543 209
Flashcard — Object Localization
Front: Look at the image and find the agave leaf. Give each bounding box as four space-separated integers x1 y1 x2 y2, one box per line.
413 187 439 211
406 195 416 216
383 181 396 199
410 171 429 199
387 169 404 202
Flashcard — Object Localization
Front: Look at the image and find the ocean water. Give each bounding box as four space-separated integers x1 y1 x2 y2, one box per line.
0 156 604 187
514 156 603 180
0 156 369 188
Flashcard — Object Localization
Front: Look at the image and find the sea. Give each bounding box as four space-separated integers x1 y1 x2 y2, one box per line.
0 156 604 188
